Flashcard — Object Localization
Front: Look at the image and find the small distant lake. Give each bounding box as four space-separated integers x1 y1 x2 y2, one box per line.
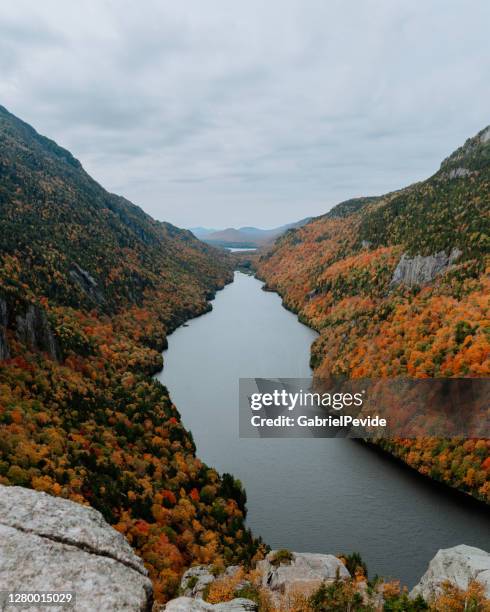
227 247 257 252
157 272 490 587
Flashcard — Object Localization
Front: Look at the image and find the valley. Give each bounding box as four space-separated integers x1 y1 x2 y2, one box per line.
159 271 490 590
0 106 488 607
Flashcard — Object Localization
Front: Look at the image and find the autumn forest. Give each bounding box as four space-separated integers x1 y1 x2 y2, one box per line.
0 103 489 608
0 105 264 601
256 127 490 503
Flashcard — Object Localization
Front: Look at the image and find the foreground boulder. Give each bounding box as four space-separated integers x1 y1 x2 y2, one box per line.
0 485 153 611
410 544 490 600
257 550 350 600
163 597 257 611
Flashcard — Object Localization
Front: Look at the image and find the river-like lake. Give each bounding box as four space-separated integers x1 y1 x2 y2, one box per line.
157 271 490 587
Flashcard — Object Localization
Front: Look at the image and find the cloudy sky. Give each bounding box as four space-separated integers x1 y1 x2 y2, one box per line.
1 1 489 228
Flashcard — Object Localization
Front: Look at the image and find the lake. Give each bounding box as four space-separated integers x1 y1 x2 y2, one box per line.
227 247 257 252
157 271 490 587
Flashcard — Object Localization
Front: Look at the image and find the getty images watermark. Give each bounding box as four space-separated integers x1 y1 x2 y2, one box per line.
239 378 490 438
248 387 382 427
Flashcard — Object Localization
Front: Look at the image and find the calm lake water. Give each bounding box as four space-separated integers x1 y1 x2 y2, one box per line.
157 272 490 587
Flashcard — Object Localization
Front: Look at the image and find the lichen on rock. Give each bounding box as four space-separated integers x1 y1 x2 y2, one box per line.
0 485 153 611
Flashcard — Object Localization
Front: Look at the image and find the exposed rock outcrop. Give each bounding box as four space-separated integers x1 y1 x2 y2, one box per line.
391 248 462 287
0 485 153 611
168 552 352 609
481 126 490 144
0 298 9 360
69 262 105 305
0 297 59 361
163 597 257 611
448 167 473 179
15 303 59 359
257 551 350 600
439 124 490 174
166 565 253 610
410 545 490 601
179 566 217 598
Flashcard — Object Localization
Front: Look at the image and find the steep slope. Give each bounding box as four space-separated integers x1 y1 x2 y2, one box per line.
0 105 232 313
0 106 263 602
257 127 490 503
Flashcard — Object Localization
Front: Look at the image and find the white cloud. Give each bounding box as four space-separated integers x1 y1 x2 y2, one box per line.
1 0 489 227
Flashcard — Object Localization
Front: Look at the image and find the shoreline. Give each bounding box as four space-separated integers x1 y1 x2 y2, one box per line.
254 270 489 509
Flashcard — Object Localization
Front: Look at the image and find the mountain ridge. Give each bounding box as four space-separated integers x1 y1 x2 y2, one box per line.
257 125 490 503
190 218 311 247
0 104 233 313
0 105 262 602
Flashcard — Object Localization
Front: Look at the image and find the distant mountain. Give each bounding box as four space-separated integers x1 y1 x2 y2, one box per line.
202 227 253 246
188 226 217 237
191 218 312 247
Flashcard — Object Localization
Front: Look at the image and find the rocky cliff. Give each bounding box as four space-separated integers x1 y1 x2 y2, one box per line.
163 547 490 610
1 486 489 611
0 298 9 360
0 484 153 611
390 247 462 287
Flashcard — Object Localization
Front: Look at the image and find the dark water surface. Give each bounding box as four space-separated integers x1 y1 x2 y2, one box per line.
157 272 490 587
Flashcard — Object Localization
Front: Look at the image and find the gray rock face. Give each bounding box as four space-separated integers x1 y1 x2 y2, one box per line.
213 601 257 612
69 262 105 305
0 485 152 611
391 248 462 287
480 126 490 144
257 551 350 600
0 298 7 327
0 298 59 361
0 298 9 360
448 167 472 179
179 566 216 598
163 598 257 611
0 327 8 360
410 545 490 601
167 565 256 610
173 565 253 609
15 303 59 360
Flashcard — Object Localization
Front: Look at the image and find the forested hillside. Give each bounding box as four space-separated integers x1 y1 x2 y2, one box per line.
257 127 490 503
0 106 263 602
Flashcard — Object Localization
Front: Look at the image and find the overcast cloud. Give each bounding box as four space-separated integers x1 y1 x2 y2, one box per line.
1 1 489 228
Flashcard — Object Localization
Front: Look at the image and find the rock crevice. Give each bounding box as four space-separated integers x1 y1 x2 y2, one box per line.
0 485 153 612
391 248 462 287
